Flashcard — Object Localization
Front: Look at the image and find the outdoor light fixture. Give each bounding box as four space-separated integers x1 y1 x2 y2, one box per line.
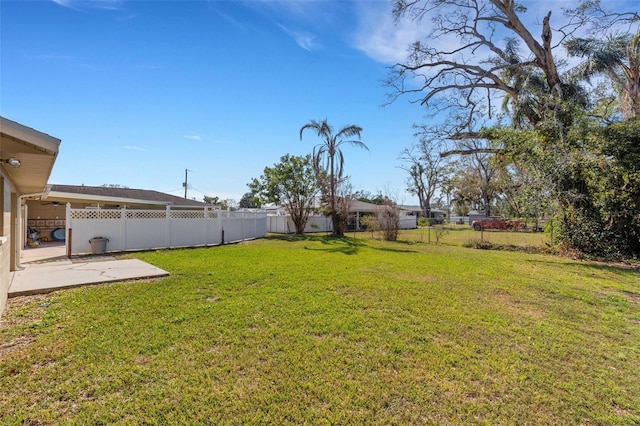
1 157 21 168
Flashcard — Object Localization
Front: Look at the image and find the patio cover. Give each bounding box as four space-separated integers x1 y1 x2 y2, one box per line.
1 117 60 194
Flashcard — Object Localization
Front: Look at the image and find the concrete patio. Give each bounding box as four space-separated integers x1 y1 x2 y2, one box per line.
9 242 169 297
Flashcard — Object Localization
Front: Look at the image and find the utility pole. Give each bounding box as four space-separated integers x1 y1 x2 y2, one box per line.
183 169 190 199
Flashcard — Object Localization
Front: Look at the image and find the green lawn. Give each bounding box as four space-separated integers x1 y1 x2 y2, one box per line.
1 233 639 424
379 225 550 248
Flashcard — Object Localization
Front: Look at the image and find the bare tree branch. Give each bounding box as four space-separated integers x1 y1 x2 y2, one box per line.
440 147 503 157
389 0 638 132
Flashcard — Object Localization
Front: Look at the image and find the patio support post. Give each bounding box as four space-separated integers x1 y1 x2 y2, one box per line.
66 203 72 257
15 190 51 270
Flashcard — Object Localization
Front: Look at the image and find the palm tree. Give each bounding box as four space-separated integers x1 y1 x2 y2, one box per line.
565 31 640 120
300 119 368 237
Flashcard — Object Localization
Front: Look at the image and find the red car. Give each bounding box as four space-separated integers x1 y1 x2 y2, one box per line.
472 216 524 231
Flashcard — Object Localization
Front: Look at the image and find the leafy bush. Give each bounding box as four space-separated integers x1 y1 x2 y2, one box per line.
550 206 638 260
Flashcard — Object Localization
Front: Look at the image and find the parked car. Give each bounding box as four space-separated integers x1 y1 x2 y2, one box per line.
472 216 525 231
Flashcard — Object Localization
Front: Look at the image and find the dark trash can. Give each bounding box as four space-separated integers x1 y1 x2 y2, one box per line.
89 237 109 254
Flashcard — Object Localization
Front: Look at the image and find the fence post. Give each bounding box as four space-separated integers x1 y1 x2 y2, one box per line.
120 206 127 252
67 229 73 257
204 206 209 247
242 211 245 241
166 205 171 249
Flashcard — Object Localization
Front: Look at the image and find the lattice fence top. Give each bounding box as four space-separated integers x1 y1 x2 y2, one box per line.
70 210 121 220
126 210 166 220
170 210 205 219
69 208 265 221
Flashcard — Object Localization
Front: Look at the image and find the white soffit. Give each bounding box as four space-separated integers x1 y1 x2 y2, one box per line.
0 117 61 194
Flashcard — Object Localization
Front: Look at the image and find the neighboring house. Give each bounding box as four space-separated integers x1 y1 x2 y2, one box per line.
347 200 416 230
1 117 61 315
43 184 207 209
400 205 447 225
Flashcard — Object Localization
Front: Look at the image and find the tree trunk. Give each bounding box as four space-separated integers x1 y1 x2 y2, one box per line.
329 150 343 237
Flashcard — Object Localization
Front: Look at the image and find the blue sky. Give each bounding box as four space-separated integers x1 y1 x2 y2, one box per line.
1 0 635 204
2 0 430 203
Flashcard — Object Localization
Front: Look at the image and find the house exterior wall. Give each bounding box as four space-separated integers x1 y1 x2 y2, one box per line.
1 174 14 315
1 117 61 316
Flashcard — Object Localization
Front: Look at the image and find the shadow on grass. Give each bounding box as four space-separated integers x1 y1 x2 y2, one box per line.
370 246 420 254
266 233 369 255
266 233 421 255
304 236 363 255
525 257 640 279
266 233 331 243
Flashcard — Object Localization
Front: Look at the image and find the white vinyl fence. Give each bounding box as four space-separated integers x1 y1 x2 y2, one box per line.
267 214 416 234
398 216 418 229
267 215 332 234
66 205 267 255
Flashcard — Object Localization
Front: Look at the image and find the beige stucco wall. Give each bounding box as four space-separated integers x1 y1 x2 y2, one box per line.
1 174 13 315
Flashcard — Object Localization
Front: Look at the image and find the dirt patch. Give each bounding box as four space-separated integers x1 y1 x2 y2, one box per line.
1 294 52 329
621 290 640 305
0 334 36 357
1 293 53 357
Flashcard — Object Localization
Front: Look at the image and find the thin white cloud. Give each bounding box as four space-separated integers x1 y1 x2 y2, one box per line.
277 23 318 51
123 145 145 151
51 0 72 7
51 0 125 11
351 3 428 65
239 1 330 51
242 0 323 23
184 135 202 141
215 10 246 31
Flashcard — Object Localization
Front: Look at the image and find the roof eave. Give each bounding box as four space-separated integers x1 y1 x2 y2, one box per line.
45 191 170 206
1 117 61 194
